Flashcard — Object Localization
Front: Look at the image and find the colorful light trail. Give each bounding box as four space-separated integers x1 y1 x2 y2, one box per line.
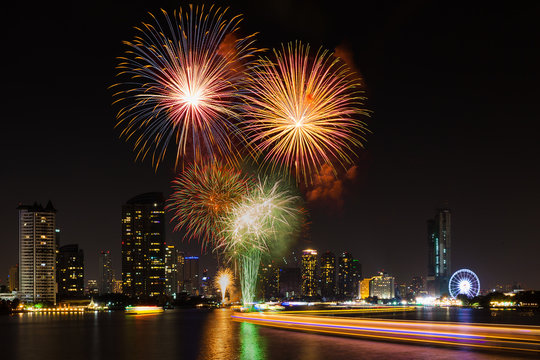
232 311 540 353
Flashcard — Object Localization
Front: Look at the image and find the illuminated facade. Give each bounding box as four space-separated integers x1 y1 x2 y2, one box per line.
259 262 279 300
427 208 451 296
301 249 318 297
121 193 166 299
164 245 178 296
98 250 113 294
177 251 185 293
86 279 98 295
370 272 395 299
359 278 372 299
319 251 336 299
18 201 57 304
338 252 357 299
57 244 85 298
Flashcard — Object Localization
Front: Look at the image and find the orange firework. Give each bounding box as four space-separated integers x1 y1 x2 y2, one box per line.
112 5 258 168
243 42 370 184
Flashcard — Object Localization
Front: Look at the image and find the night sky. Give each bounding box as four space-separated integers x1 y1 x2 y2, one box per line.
2 1 539 290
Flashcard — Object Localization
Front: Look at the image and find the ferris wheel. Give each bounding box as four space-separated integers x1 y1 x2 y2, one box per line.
449 269 480 298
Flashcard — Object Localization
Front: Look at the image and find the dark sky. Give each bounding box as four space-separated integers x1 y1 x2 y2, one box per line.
2 1 539 290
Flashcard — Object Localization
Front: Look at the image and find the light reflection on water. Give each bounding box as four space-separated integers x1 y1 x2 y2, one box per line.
1 309 534 360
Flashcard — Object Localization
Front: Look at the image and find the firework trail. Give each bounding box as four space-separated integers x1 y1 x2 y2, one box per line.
218 178 302 304
243 42 369 184
112 5 258 168
215 268 234 303
167 163 253 251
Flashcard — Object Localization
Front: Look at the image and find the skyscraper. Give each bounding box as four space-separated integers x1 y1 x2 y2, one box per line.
98 250 113 294
301 249 318 297
18 201 57 304
183 256 199 296
164 245 178 296
121 193 166 299
427 208 451 296
338 252 355 299
259 261 279 300
57 244 85 298
278 267 301 299
319 251 336 299
177 251 185 293
351 259 362 298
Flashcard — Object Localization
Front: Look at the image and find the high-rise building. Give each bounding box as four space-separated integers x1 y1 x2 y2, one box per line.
164 245 178 297
8 264 19 292
57 244 85 298
259 262 279 300
112 279 123 294
319 251 336 299
427 208 451 296
410 276 425 296
86 279 99 295
338 252 356 299
98 250 113 295
370 272 395 299
359 278 372 299
121 193 166 299
200 269 212 297
351 259 362 298
183 256 199 296
177 251 185 293
278 267 301 298
18 201 57 304
301 249 318 297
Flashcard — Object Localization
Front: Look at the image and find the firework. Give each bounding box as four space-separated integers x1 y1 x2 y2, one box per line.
167 163 252 251
243 42 369 184
219 179 301 304
215 268 234 304
112 5 258 167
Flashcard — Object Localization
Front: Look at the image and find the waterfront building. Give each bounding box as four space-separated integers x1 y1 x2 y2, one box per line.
427 207 451 297
18 201 57 304
164 245 178 296
279 267 301 298
57 244 85 298
410 276 425 295
351 259 362 298
359 278 372 299
183 256 199 296
121 193 166 299
319 251 336 299
112 278 123 294
86 279 99 295
177 251 185 293
8 264 19 292
98 250 113 294
259 262 279 300
301 249 318 297
200 269 212 297
370 272 395 299
338 252 356 299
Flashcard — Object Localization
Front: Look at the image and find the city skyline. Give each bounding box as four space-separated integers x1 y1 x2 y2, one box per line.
2 1 539 290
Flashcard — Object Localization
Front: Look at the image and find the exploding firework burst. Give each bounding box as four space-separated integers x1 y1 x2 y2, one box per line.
112 5 258 167
243 42 369 184
167 163 252 251
215 268 234 304
218 178 301 304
